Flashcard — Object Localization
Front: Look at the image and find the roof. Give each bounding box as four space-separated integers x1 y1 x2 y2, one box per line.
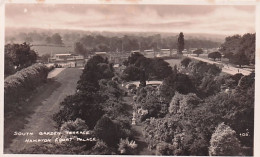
55 54 71 56
95 52 107 55
144 50 153 52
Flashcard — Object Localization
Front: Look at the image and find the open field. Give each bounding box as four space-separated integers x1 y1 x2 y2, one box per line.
4 68 82 153
165 58 182 67
32 45 74 56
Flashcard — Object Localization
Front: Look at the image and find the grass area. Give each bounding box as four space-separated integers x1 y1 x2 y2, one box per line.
165 58 182 67
32 44 74 56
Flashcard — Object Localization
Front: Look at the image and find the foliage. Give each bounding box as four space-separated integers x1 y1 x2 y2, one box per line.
159 73 196 103
74 42 89 57
93 115 120 147
53 93 104 129
59 118 89 139
122 53 172 81
4 53 15 76
4 64 49 113
156 142 174 155
220 33 255 64
180 57 191 68
209 123 242 156
91 140 115 155
18 142 91 154
169 92 201 115
208 51 222 61
5 42 38 70
230 52 250 67
118 138 138 154
51 33 63 45
193 48 203 56
121 65 141 81
177 32 184 54
39 53 51 63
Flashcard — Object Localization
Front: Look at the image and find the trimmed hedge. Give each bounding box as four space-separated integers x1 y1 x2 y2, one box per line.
4 63 49 113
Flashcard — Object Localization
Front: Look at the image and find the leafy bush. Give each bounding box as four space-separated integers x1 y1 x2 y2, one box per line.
209 122 242 156
4 63 48 113
118 138 138 154
91 140 115 155
94 115 119 147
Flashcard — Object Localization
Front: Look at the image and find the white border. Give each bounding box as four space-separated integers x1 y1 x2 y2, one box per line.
1 0 259 157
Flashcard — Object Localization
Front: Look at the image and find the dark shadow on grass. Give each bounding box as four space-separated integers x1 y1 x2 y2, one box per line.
4 78 61 150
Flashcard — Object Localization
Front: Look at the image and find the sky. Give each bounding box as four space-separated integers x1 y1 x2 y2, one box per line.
5 4 256 35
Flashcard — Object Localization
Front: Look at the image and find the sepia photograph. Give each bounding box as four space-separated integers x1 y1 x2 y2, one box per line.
1 0 258 156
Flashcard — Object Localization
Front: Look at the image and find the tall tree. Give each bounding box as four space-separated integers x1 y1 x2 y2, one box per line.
209 123 242 156
193 48 203 57
177 32 184 54
5 42 37 70
51 33 63 45
74 42 88 58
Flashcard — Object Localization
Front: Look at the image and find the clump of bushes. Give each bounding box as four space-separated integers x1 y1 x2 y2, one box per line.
118 138 138 154
4 63 49 113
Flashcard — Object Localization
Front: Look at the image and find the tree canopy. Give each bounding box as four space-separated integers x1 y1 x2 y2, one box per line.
5 42 37 71
193 49 203 56
208 51 222 61
177 32 184 54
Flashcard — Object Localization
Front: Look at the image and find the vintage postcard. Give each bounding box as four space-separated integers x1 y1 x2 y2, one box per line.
1 0 259 156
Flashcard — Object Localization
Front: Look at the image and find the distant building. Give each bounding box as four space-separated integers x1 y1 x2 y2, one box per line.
49 53 84 62
157 49 170 57
49 53 85 67
109 52 129 64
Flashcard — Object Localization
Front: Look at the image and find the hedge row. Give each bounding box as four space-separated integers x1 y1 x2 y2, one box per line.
4 63 49 113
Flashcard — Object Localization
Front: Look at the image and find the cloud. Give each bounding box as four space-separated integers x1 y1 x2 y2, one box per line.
5 4 255 35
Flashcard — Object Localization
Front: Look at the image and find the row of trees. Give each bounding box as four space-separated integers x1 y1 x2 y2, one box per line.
45 33 63 45
220 33 255 65
5 43 38 75
74 33 220 57
6 31 67 45
20 55 136 154
4 64 49 114
121 52 173 81
134 57 254 155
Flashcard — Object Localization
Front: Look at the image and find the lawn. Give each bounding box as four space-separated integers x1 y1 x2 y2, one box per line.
165 58 182 67
32 45 74 56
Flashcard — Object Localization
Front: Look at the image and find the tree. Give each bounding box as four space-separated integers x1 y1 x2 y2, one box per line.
40 54 51 63
239 33 255 64
193 49 203 57
177 32 184 54
181 58 191 68
139 68 146 87
220 34 241 59
45 36 52 44
159 73 195 103
4 53 15 76
209 123 242 156
208 51 222 61
51 33 63 45
169 92 201 115
230 52 249 67
75 42 89 58
94 115 119 147
5 43 38 70
220 33 255 64
121 65 141 81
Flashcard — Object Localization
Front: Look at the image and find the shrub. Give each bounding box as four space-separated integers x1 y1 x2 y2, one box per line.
118 138 137 154
209 122 242 156
4 63 49 113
